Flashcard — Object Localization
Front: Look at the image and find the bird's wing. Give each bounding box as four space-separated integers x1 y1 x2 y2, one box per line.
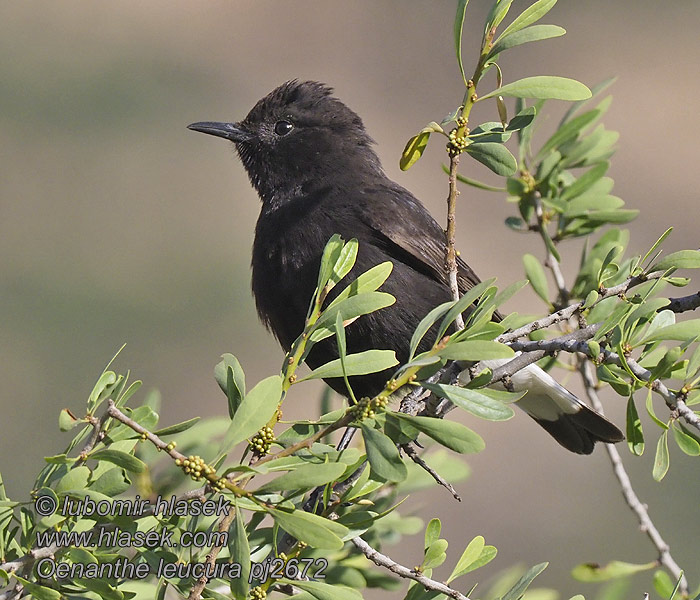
356 183 484 294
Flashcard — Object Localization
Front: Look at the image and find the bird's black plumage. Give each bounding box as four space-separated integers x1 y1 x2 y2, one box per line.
188 80 624 454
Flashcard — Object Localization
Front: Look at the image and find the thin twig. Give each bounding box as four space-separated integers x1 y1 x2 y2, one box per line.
401 443 461 501
446 155 464 329
352 536 471 600
579 361 689 596
533 192 568 307
187 510 236 600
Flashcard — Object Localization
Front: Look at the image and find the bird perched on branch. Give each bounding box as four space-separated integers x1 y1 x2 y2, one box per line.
188 80 623 454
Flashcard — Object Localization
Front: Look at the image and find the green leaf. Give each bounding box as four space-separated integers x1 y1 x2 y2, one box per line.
218 375 282 455
310 292 396 342
626 395 644 456
89 467 130 496
400 132 430 171
481 76 591 101
642 319 700 343
425 518 441 549
506 106 537 131
214 354 246 418
153 417 200 436
425 384 517 421
395 414 484 454
536 109 599 160
447 535 485 583
465 142 517 176
316 234 344 293
89 449 146 473
300 350 398 381
423 538 448 570
330 261 393 306
639 227 673 269
484 0 514 34
652 250 700 272
330 238 359 286
13 578 62 600
361 423 408 482
487 24 565 60
268 508 347 550
436 340 514 362
280 580 362 600
653 429 670 481
58 408 79 431
522 254 550 304
653 570 674 600
87 370 117 412
571 560 656 582
255 462 348 493
497 0 558 40
451 168 507 191
437 279 495 340
671 422 700 456
454 0 470 86
560 162 609 202
55 465 91 494
502 562 549 600
409 301 454 359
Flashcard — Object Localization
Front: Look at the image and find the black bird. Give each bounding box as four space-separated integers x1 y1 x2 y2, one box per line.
188 80 623 454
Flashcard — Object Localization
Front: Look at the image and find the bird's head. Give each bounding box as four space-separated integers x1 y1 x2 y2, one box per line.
188 80 382 205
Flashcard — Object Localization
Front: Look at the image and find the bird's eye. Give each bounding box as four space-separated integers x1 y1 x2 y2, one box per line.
274 120 294 136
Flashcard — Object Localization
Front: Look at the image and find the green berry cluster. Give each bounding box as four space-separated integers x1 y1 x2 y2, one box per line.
174 455 215 481
250 586 266 599
250 426 275 456
447 128 469 157
351 396 388 421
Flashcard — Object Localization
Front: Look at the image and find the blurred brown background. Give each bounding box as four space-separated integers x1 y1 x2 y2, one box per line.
1 1 699 598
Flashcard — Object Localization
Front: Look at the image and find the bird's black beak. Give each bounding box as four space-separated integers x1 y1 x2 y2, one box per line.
187 121 252 143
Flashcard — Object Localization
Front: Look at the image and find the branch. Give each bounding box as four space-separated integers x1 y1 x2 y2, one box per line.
579 361 689 596
352 536 471 600
666 291 700 314
533 192 568 307
401 442 462 501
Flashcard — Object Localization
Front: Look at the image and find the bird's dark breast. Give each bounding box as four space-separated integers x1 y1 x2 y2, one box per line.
251 189 453 399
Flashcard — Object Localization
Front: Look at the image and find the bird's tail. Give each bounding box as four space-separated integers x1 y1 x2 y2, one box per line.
461 357 624 454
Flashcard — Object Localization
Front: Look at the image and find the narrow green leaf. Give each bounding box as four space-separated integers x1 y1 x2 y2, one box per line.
652 570 674 600
361 423 408 482
218 375 282 455
571 560 656 582
268 508 347 550
395 414 485 454
89 449 146 473
487 24 565 60
484 0 515 34
652 429 670 481
481 76 591 101
316 234 344 293
330 261 393 306
410 301 454 359
626 396 644 456
153 417 200 436
502 562 549 600
425 384 516 421
301 350 398 381
652 250 700 272
642 319 700 343
506 106 537 131
310 292 396 342
13 578 62 600
400 132 430 171
436 340 514 362
523 254 550 304
449 167 507 191
437 280 495 340
639 227 673 269
330 238 359 286
454 0 470 86
448 535 485 583
561 162 609 202
537 109 599 160
497 0 557 40
465 142 518 176
256 462 348 493
671 422 700 456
